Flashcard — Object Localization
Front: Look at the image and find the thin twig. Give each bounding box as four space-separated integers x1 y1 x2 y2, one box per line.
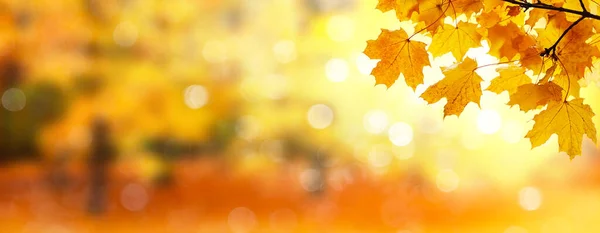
579 0 588 12
540 16 585 57
474 60 519 70
501 0 600 20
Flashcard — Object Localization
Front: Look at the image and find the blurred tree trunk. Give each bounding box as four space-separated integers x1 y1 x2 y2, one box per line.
87 117 116 215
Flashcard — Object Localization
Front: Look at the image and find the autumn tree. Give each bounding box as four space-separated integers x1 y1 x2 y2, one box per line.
364 0 600 158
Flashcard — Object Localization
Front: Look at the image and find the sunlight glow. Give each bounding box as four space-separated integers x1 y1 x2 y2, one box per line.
355 53 377 75
502 120 526 144
326 58 349 82
477 109 502 134
388 122 413 146
461 130 485 150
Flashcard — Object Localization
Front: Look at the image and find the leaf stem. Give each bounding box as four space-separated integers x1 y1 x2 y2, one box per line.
408 3 451 39
474 60 519 70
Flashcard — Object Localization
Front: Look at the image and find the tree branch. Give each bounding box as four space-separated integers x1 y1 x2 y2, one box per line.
579 0 588 12
540 16 585 57
502 0 600 56
501 0 600 20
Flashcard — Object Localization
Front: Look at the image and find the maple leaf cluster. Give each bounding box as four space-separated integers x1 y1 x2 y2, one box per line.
365 0 600 158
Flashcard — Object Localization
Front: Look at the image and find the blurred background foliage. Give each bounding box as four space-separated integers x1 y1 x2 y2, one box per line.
1 0 600 232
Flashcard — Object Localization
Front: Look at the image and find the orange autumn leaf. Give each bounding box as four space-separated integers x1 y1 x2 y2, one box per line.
421 58 482 117
376 0 397 11
506 6 520 16
482 0 504 11
417 0 453 34
507 82 563 112
453 0 484 17
526 98 597 158
377 0 419 20
487 22 534 59
364 29 430 89
477 10 502 28
525 9 548 27
364 0 600 159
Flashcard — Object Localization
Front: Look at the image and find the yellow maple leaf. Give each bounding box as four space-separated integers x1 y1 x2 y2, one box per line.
507 82 563 111
487 66 532 95
376 0 397 11
487 22 534 59
482 0 503 11
525 9 548 27
526 98 597 158
539 62 558 84
365 0 600 159
546 19 600 98
562 0 591 21
417 0 452 33
477 10 502 28
453 0 484 17
421 58 482 117
429 22 482 60
376 0 419 20
552 72 582 98
556 34 600 80
364 29 431 89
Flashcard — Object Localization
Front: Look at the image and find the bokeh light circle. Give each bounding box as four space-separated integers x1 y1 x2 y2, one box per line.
113 21 138 47
326 58 349 82
299 168 323 192
228 207 257 233
307 104 334 129
388 122 413 146
363 110 388 134
519 186 542 211
477 109 502 134
184 85 209 109
436 169 460 192
120 183 149 212
2 88 26 112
